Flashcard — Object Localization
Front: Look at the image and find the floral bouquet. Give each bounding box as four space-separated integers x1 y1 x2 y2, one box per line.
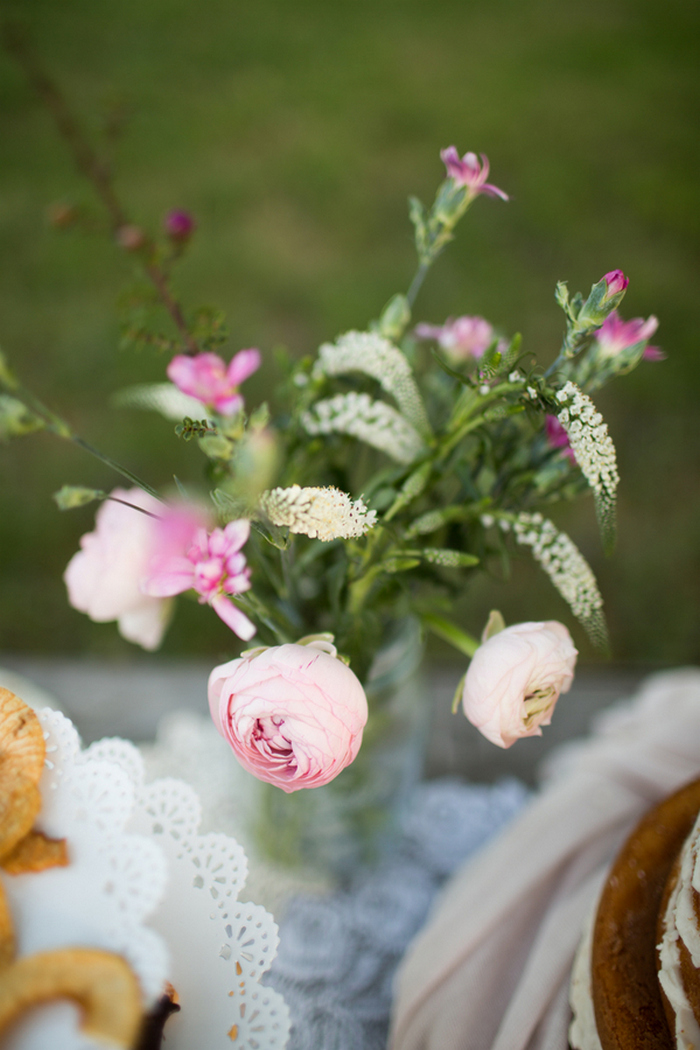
0 39 662 872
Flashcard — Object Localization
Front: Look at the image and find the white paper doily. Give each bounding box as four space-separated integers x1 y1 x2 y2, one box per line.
0 707 290 1050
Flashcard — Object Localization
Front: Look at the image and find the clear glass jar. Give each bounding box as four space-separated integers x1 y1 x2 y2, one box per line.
253 617 428 878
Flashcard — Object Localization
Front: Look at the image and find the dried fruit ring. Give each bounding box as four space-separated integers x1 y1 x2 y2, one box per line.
0 690 45 784
0 948 143 1047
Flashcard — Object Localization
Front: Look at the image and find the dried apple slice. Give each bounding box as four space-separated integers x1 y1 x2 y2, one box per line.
1 830 69 875
0 948 143 1046
0 690 45 784
0 776 42 862
0 882 15 970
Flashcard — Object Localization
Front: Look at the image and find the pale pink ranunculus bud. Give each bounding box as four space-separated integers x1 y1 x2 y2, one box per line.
63 488 172 650
461 621 577 748
208 639 369 792
166 348 261 416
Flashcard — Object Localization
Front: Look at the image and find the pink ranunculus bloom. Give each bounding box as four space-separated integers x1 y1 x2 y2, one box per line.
63 487 176 651
208 638 369 791
415 315 502 362
594 311 662 360
166 348 261 416
601 269 629 300
462 621 577 748
545 414 576 462
144 519 256 641
440 147 509 201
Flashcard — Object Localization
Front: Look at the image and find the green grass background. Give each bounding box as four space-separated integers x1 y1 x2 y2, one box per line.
0 0 698 665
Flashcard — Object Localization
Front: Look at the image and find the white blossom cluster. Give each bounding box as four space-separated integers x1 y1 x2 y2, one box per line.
302 392 424 465
313 330 430 433
513 511 607 645
555 382 619 502
259 485 377 542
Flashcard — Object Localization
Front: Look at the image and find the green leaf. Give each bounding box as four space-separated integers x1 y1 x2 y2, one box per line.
430 348 471 385
249 402 271 431
481 609 506 642
378 294 411 341
0 352 19 390
0 395 44 440
211 488 249 521
384 460 432 521
381 556 421 574
404 504 477 538
500 333 523 374
451 671 467 714
53 485 105 510
198 433 233 460
422 613 479 658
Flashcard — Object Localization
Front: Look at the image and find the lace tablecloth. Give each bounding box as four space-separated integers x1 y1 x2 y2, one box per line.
262 778 527 1050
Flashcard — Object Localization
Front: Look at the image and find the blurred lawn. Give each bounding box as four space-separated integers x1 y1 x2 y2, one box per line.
0 0 698 664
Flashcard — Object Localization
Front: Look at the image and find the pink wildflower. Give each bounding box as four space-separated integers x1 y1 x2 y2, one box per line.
594 311 662 360
440 147 509 201
545 415 576 462
144 519 256 641
415 315 502 362
164 209 196 241
601 269 629 300
167 349 261 416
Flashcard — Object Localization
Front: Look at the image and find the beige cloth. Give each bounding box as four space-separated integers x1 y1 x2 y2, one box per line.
389 669 700 1050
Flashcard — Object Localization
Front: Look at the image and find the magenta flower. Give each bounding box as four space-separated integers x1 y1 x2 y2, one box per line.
415 315 503 362
440 147 509 201
144 519 256 641
594 311 662 360
167 349 261 416
545 415 576 462
164 209 196 241
601 269 629 300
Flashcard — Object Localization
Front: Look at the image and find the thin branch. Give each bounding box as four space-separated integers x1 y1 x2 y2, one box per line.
2 23 199 356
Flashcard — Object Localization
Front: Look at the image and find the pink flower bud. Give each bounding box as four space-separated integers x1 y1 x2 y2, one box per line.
115 224 147 252
208 640 368 791
462 621 577 748
164 209 196 241
601 269 629 300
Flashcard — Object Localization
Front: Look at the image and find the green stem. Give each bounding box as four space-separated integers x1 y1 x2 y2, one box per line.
406 262 430 308
0 371 162 501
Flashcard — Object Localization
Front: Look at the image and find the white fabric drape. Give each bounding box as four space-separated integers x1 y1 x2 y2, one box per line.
390 669 700 1050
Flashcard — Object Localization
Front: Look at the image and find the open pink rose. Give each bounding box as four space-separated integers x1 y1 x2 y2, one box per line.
462 621 577 748
64 488 171 650
208 639 369 792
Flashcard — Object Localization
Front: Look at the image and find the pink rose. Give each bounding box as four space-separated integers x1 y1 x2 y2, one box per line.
208 639 369 792
461 621 577 748
63 488 171 650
